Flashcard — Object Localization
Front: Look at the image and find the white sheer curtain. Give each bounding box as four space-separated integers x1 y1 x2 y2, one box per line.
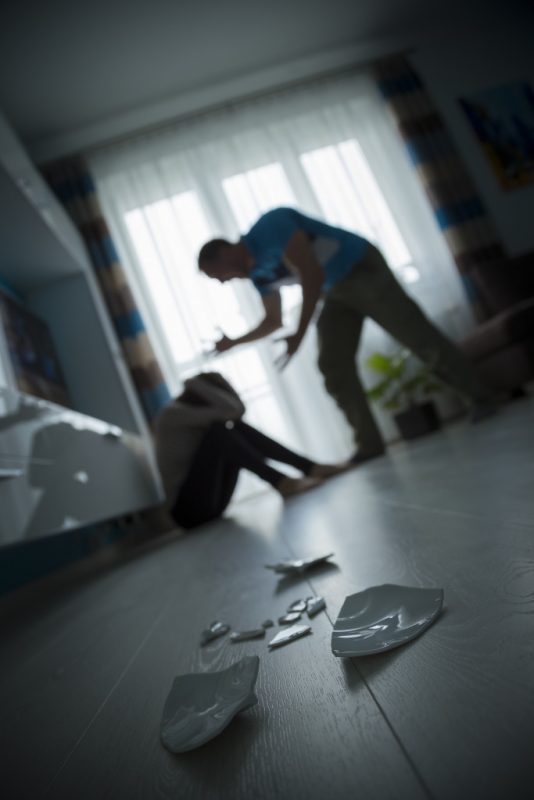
89 70 474 483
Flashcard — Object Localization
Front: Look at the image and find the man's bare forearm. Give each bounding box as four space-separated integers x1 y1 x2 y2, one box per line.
231 317 281 347
295 275 323 341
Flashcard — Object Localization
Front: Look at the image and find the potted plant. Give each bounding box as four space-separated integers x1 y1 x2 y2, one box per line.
365 349 443 440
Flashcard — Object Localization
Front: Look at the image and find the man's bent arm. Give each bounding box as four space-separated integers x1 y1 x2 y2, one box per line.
284 230 324 344
228 292 283 347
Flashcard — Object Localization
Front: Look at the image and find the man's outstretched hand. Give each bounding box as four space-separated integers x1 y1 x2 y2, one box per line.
202 333 235 356
274 333 302 371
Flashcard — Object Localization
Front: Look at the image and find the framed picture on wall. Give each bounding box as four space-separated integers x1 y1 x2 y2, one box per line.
0 289 71 408
459 81 534 191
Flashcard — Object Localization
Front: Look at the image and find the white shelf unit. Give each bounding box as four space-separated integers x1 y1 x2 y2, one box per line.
0 110 164 545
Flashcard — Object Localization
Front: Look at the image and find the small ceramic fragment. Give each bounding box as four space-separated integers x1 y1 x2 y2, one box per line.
264 552 334 575
278 612 302 625
287 599 307 613
230 628 266 642
261 619 274 628
306 596 326 618
200 621 230 646
160 656 260 753
268 623 312 649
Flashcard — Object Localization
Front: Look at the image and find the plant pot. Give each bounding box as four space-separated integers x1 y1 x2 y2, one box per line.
394 401 441 440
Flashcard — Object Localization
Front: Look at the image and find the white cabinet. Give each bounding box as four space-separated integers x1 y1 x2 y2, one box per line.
0 111 165 543
0 388 162 547
0 111 87 281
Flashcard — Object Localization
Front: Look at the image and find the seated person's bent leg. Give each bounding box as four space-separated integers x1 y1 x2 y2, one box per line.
172 422 306 528
232 420 314 473
171 423 239 528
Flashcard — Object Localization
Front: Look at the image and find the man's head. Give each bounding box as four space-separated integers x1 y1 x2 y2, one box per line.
198 239 251 283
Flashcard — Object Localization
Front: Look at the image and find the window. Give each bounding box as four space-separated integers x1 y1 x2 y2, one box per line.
93 76 469 473
222 163 297 229
300 140 420 283
124 186 295 454
123 144 419 428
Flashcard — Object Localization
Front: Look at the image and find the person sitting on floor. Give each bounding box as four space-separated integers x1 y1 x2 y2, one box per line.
152 371 348 529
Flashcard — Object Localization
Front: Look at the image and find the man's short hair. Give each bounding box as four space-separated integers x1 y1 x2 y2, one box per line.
198 238 230 266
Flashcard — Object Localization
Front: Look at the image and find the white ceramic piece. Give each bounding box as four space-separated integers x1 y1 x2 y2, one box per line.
200 621 230 646
306 596 326 618
278 612 302 625
331 584 444 657
160 655 259 753
230 628 266 642
268 623 311 648
264 552 334 575
287 599 307 613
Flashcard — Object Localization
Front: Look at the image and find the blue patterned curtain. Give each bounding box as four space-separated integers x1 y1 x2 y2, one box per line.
43 157 171 420
373 56 505 320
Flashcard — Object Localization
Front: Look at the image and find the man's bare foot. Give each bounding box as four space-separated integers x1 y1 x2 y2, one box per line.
276 475 323 498
307 462 351 479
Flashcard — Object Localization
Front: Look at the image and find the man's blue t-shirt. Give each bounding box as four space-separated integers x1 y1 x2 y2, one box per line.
241 207 369 296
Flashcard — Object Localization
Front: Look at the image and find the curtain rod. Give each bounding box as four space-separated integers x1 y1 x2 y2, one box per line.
86 46 415 158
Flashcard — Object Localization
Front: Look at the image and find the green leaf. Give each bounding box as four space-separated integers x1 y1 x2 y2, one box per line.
365 353 397 375
384 396 402 410
366 377 391 400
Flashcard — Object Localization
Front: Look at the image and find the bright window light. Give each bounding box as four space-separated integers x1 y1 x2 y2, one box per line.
300 139 419 279
125 190 272 402
223 163 302 311
222 163 297 230
123 142 420 451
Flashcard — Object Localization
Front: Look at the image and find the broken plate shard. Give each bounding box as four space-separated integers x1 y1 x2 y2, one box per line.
264 552 335 575
268 623 312 649
160 655 259 753
331 584 444 657
230 628 266 642
278 612 302 625
287 599 307 613
200 621 230 646
261 619 274 629
306 596 326 618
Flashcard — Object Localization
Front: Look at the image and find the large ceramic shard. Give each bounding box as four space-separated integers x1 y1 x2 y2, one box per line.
331 585 444 657
160 656 260 753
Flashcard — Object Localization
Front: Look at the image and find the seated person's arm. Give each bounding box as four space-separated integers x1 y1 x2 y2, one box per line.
183 374 245 419
196 371 241 401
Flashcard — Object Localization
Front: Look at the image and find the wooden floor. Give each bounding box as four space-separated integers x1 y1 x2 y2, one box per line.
1 396 534 800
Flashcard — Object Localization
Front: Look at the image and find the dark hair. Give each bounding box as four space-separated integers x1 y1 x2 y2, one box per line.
178 371 227 406
197 238 230 266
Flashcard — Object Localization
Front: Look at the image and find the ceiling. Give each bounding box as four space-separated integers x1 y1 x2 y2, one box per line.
0 0 519 159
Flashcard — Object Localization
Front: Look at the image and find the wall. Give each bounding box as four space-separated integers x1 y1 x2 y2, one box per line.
0 274 19 387
27 274 139 431
412 16 534 256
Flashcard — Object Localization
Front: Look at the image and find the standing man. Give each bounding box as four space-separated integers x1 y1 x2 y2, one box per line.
198 207 494 463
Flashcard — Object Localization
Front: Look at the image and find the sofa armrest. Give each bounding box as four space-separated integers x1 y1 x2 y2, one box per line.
471 251 534 316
